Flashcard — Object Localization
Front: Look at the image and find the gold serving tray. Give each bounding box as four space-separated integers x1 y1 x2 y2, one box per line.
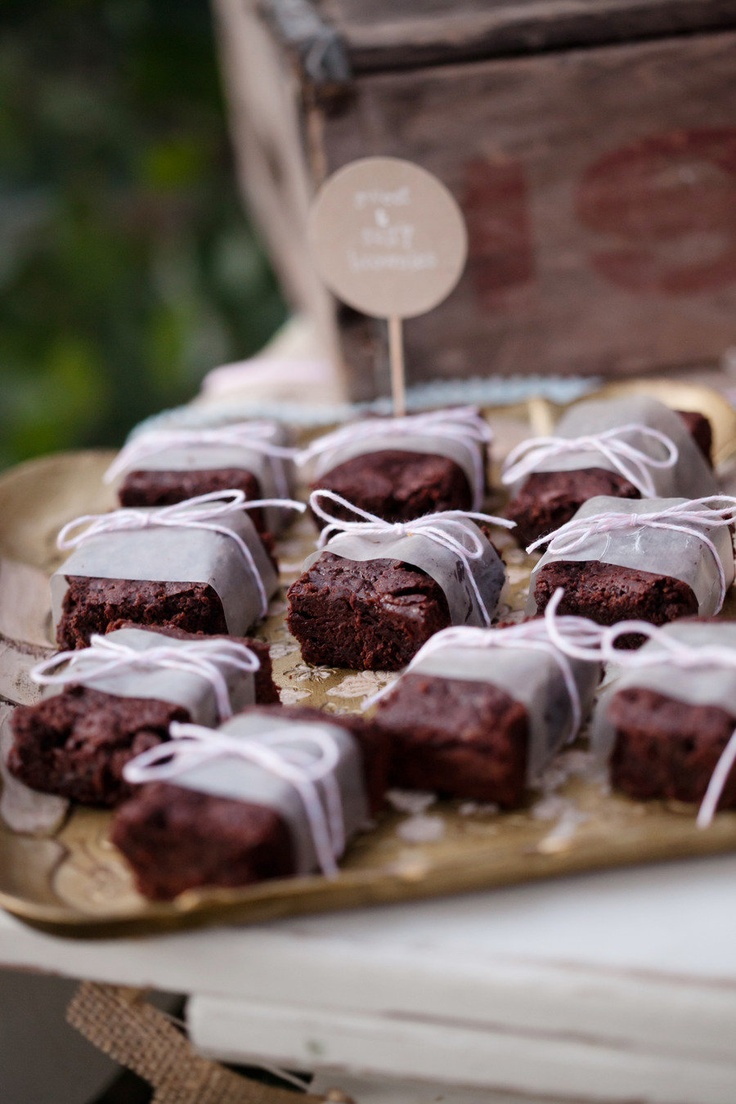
2 381 736 938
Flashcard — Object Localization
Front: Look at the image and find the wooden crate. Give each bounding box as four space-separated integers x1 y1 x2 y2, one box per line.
214 0 736 401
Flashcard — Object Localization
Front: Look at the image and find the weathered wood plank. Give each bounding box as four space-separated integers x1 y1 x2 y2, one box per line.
319 0 736 72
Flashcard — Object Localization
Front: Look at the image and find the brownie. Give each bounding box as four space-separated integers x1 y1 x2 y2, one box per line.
607 686 736 807
506 408 713 545
57 577 229 650
109 623 280 705
8 687 189 807
533 560 698 642
110 705 390 900
311 449 474 525
507 468 639 548
287 553 452 670
111 783 295 899
119 468 268 534
372 673 529 808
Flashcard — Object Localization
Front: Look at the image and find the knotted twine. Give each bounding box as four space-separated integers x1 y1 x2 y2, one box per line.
32 634 261 722
104 421 296 501
502 423 678 496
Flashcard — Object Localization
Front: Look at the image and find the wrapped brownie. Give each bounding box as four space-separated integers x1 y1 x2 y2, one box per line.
589 620 736 826
299 406 492 523
287 491 512 670
503 396 717 546
528 495 736 631
111 706 390 900
8 627 276 807
368 616 600 808
104 419 297 536
52 490 303 649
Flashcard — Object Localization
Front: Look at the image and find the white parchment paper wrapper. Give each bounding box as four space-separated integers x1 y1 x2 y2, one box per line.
116 422 296 535
304 520 505 627
408 641 600 783
51 511 278 637
528 496 735 617
42 626 258 725
167 712 369 875
312 426 483 505
512 396 717 499
592 620 736 761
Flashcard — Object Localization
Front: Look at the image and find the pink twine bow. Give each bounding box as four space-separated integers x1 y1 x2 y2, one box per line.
310 489 515 628
299 407 492 510
528 496 736 613
32 634 261 721
124 721 348 876
57 490 306 618
104 421 297 499
502 423 678 496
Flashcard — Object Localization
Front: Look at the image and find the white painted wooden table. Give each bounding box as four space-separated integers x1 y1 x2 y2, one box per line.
1 854 736 1104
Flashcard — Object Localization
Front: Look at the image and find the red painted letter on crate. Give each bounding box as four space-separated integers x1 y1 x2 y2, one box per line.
463 156 535 308
577 129 736 295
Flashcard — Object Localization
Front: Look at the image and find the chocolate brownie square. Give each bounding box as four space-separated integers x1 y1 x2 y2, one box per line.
119 468 268 533
286 553 452 671
56 577 229 650
533 561 698 641
607 686 736 807
507 469 639 549
9 688 189 807
110 705 390 900
372 673 529 807
506 408 714 546
111 783 295 899
311 449 474 525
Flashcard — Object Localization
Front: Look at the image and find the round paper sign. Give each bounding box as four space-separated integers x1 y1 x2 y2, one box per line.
308 157 468 320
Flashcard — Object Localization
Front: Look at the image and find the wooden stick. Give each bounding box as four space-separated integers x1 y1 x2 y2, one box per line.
388 315 407 417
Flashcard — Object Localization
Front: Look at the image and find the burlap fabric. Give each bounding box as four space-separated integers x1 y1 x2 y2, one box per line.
66 982 339 1104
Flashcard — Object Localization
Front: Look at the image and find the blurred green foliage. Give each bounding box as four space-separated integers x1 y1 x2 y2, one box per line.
0 0 287 470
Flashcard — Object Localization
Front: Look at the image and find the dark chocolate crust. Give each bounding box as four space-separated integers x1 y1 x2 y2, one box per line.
506 468 639 548
8 687 189 807
286 553 451 671
534 561 698 640
110 623 279 705
372 673 529 808
110 782 295 900
57 577 229 650
607 686 736 807
119 468 270 535
311 449 474 525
